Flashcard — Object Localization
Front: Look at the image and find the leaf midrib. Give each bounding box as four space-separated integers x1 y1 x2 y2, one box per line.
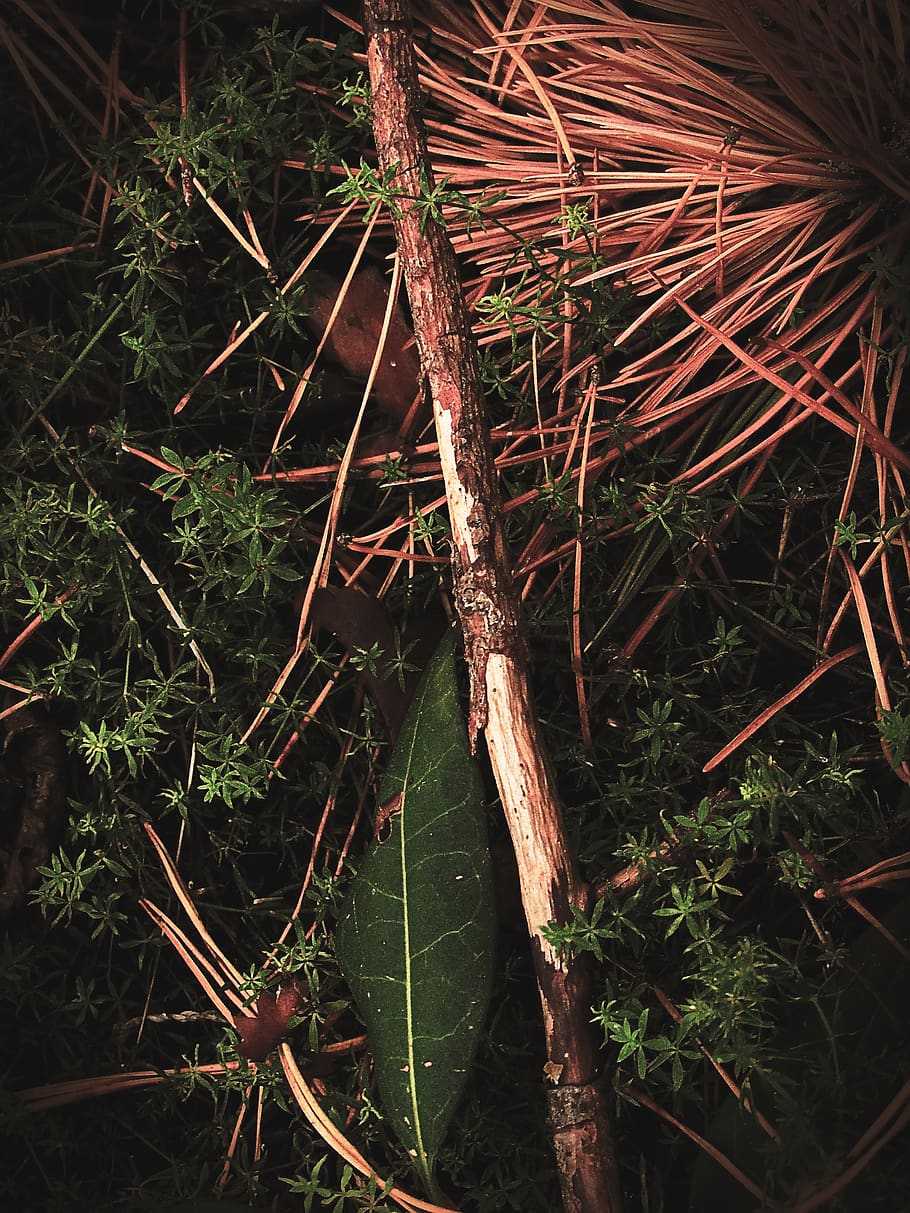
399 730 429 1185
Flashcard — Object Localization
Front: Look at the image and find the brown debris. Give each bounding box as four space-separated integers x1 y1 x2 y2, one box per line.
301 265 423 435
234 982 305 1060
0 702 67 920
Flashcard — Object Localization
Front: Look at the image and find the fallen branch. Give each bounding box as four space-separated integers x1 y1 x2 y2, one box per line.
362 4 622 1210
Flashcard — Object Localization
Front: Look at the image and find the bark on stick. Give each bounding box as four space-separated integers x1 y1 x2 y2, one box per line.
361 5 623 1210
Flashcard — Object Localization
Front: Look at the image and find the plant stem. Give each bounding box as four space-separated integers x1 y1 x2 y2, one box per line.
361 4 623 1209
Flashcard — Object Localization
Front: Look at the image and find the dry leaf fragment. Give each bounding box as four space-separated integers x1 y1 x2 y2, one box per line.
302 265 422 431
234 983 304 1060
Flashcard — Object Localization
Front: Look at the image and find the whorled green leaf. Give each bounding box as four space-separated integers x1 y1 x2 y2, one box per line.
335 631 495 1194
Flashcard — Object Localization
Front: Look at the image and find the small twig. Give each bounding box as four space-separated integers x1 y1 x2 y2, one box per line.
112 1009 223 1044
651 986 780 1144
16 1060 259 1112
361 5 622 1210
0 586 77 674
622 1085 769 1204
703 643 863 772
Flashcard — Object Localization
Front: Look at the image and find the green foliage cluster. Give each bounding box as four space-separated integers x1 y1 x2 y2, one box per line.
0 4 390 1209
532 453 910 1206
1 3 910 1212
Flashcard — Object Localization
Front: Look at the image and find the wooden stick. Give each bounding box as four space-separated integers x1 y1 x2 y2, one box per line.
361 5 623 1210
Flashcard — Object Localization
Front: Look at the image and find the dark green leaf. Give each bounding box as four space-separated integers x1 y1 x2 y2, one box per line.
335 632 495 1194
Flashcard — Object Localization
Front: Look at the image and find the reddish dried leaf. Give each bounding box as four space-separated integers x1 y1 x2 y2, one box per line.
233 983 303 1060
310 585 446 743
310 585 407 740
302 265 422 430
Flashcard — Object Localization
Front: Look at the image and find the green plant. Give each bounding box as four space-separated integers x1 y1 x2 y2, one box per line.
2 2 910 1212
